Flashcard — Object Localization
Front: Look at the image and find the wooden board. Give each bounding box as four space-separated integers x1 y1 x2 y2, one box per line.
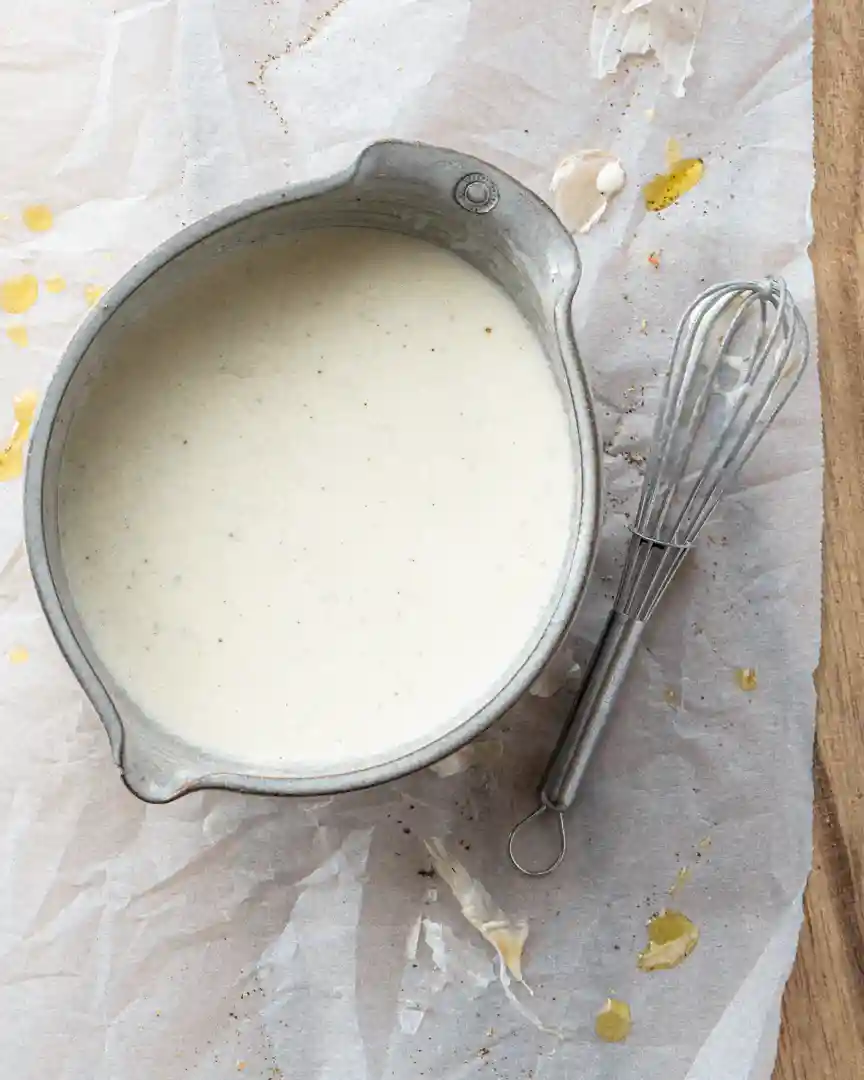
773 0 864 1075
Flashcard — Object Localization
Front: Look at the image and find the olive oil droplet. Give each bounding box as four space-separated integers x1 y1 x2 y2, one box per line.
6 325 28 347
22 204 53 232
637 910 699 972
643 139 704 212
0 390 39 482
595 998 632 1042
1 274 38 315
736 667 757 691
669 866 691 896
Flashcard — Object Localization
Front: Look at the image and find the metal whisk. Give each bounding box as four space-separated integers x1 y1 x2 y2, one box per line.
508 277 809 876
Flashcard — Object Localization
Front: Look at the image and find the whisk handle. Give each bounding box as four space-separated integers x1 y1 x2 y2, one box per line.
539 610 645 812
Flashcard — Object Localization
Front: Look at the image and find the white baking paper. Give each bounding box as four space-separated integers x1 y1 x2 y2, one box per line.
0 1 818 1078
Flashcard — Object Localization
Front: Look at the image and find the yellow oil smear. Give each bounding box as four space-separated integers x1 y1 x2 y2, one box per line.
84 283 104 307
6 325 28 348
8 645 29 664
0 390 39 481
637 910 699 972
643 137 704 212
1 274 38 315
736 667 758 691
595 998 632 1043
22 204 53 232
665 138 683 170
45 275 66 294
485 923 529 983
669 866 691 896
424 837 529 983
698 836 712 851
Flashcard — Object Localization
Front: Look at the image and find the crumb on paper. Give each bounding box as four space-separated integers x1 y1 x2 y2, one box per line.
595 997 632 1042
6 325 28 348
0 390 39 482
643 140 704 212
637 910 699 971
1 274 38 315
589 0 707 97
698 836 712 850
84 283 104 307
8 645 29 664
424 838 528 982
736 667 758 691
664 685 679 707
640 319 649 334
550 150 626 234
22 204 53 232
648 251 662 270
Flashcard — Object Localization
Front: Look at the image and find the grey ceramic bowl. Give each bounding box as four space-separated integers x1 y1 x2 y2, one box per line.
24 140 601 803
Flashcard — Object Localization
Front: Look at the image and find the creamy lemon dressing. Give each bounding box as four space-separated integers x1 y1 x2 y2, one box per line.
59 228 577 772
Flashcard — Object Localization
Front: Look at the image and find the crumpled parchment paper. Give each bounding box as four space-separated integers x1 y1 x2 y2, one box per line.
0 1 819 1078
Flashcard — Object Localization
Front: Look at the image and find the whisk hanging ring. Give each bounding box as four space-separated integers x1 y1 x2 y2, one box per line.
507 802 567 876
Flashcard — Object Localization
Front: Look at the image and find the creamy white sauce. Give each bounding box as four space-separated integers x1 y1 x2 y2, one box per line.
59 229 576 773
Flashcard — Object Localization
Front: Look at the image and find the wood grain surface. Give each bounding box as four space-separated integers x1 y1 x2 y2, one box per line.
773 0 864 1075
